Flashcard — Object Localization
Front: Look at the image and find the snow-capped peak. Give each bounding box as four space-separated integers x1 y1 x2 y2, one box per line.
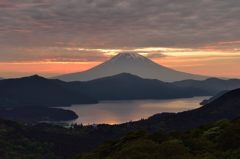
109 52 149 63
56 52 207 82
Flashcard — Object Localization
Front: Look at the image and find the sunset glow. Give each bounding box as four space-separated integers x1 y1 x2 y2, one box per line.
0 0 240 79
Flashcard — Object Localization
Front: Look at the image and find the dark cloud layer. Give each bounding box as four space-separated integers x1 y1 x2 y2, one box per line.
0 47 108 62
0 0 240 61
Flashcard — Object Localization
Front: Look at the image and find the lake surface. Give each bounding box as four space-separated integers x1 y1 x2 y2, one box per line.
62 96 209 125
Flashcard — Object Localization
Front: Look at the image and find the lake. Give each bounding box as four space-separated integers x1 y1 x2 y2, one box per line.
62 96 209 125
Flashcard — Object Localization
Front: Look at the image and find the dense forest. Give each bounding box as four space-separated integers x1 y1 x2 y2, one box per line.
78 119 240 159
1 117 240 159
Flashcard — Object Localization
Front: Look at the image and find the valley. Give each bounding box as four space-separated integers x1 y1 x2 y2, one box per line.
1 1 240 158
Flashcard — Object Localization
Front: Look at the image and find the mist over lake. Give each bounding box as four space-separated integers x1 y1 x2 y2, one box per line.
62 96 209 125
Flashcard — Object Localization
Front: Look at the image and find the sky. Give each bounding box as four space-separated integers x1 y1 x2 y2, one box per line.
0 0 240 78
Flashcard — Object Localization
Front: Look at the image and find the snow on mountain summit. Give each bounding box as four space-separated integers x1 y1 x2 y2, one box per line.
109 53 150 63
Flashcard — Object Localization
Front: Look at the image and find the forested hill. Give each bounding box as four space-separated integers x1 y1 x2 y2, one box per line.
78 119 240 159
1 117 240 159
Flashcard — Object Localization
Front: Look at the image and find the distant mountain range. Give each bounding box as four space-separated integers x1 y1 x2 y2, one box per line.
66 73 240 100
55 53 208 82
67 73 210 100
0 73 209 108
1 73 240 106
173 78 240 94
1 73 240 123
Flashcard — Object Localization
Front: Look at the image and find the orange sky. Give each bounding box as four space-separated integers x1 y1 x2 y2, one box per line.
1 52 240 79
1 1 240 79
0 62 100 78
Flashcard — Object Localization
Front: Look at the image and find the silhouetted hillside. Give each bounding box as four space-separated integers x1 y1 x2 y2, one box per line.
65 74 240 100
78 119 240 159
2 114 240 159
0 75 97 107
72 88 240 151
2 74 240 105
134 88 240 132
67 73 210 100
0 107 78 123
200 90 228 105
173 78 240 94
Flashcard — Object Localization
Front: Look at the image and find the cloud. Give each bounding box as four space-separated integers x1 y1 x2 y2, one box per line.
0 47 109 62
0 0 240 62
145 53 167 59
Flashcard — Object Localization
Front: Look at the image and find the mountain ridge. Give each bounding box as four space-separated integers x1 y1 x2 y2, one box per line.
0 75 97 107
65 73 211 100
2 73 240 103
173 77 240 94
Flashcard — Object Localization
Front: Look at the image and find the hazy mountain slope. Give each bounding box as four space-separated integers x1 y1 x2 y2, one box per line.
56 53 207 82
0 75 97 107
173 78 240 93
66 73 210 100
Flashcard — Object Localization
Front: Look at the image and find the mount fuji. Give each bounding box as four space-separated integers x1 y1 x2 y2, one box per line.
56 53 208 82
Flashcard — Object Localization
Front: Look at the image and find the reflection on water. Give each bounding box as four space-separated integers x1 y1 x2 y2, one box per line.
62 96 209 125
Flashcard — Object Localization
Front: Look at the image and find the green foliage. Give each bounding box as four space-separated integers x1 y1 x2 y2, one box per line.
78 119 240 159
0 121 56 159
1 118 240 159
